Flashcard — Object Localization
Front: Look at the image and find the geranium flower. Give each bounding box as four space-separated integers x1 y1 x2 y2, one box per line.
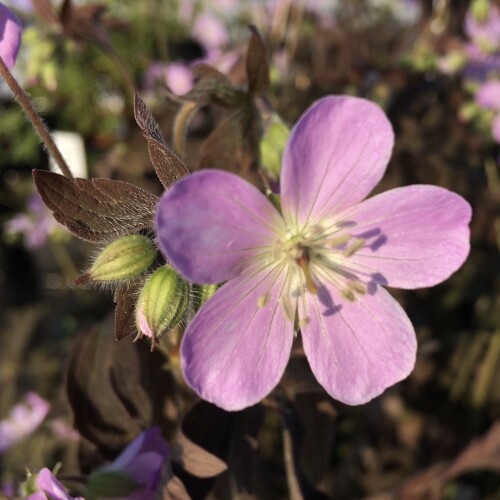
0 392 50 453
95 427 169 500
26 468 83 500
156 96 471 411
0 2 22 69
475 79 500 141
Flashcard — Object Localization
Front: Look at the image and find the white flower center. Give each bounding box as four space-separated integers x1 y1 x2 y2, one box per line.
266 222 367 324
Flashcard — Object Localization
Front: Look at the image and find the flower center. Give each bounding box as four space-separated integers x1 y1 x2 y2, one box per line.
268 223 368 323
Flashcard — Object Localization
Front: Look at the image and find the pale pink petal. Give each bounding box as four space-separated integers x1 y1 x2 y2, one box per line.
475 81 500 110
156 170 285 284
35 468 83 500
181 264 293 411
280 96 394 229
301 285 417 405
0 3 22 70
336 185 472 289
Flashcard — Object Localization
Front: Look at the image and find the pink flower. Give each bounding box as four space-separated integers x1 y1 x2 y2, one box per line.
156 96 472 411
5 192 61 249
164 62 193 95
465 3 500 54
98 427 169 500
26 468 83 500
475 80 500 142
0 392 50 453
0 2 22 69
192 12 229 54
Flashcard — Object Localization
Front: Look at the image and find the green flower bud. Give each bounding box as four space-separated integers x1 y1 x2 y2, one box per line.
260 116 290 181
135 265 189 349
75 235 156 285
192 283 218 312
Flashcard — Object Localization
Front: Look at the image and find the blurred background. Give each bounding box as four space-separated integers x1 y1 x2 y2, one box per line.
0 0 499 498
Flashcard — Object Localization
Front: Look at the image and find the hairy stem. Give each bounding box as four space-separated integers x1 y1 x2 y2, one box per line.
0 56 74 179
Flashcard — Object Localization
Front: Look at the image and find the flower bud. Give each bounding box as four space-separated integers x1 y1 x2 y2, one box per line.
75 235 156 285
135 265 189 349
260 116 290 181
192 283 218 312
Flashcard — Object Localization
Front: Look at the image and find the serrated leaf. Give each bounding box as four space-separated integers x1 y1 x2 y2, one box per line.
246 26 270 96
134 93 167 146
134 94 189 189
33 170 158 243
114 281 140 341
148 139 189 188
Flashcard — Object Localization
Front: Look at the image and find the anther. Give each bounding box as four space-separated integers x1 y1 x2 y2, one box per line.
342 238 365 257
327 233 351 248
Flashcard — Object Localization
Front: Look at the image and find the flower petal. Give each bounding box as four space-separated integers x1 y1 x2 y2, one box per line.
156 170 285 283
181 264 293 411
301 285 416 405
475 81 500 111
337 185 472 289
0 4 22 70
280 96 394 230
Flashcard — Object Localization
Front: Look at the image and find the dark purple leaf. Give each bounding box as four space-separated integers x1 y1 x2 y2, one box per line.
133 93 168 146
33 170 158 243
134 94 189 189
183 63 246 108
67 316 179 458
114 281 140 341
198 107 261 178
246 26 270 96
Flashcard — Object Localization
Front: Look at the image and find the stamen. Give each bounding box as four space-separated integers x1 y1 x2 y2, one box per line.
342 238 365 257
296 255 318 294
326 233 351 248
280 295 296 322
349 281 366 295
340 289 356 302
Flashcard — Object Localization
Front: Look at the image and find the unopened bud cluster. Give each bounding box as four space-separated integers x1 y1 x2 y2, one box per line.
135 265 189 349
75 235 156 285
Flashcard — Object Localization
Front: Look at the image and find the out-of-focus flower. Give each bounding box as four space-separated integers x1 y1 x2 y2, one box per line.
86 427 170 500
0 392 50 453
0 2 22 69
465 2 500 54
25 468 83 500
475 79 500 141
156 96 472 411
164 61 193 95
460 2 500 81
193 12 229 57
4 192 62 249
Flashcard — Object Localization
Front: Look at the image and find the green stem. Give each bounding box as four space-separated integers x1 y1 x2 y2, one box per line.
0 56 74 179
